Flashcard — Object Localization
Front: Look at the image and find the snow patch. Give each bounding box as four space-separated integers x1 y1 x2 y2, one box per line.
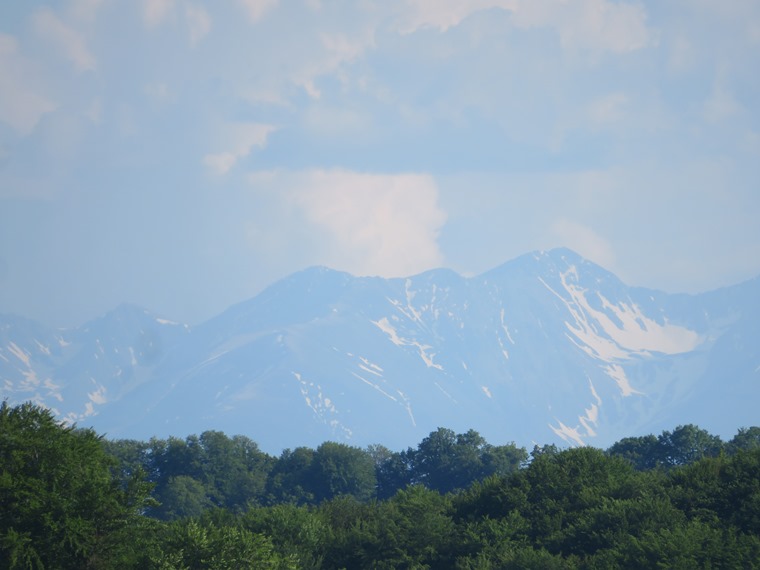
20 369 40 390
417 346 443 370
373 317 404 346
293 372 341 424
579 405 598 436
358 364 382 377
550 267 701 359
588 377 602 407
8 343 30 367
578 381 601 437
434 382 456 402
395 389 417 426
44 378 63 402
500 308 516 344
372 317 444 370
404 279 423 323
604 364 642 397
351 371 397 402
550 420 586 446
88 385 107 405
360 357 383 373
358 356 384 377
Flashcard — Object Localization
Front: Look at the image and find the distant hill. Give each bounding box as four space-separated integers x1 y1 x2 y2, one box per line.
2 248 758 452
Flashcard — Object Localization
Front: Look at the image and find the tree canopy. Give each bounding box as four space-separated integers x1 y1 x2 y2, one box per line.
2 401 759 569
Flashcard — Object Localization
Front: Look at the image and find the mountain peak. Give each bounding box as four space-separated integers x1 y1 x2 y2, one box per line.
4 249 757 452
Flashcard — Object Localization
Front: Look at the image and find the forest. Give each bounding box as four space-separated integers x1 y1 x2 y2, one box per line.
2 400 759 569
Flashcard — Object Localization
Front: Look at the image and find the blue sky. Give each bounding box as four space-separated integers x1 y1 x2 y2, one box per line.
1 0 759 327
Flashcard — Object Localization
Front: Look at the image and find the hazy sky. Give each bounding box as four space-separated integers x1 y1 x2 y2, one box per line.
1 0 759 328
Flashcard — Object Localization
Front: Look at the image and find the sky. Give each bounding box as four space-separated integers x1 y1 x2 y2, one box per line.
1 0 759 328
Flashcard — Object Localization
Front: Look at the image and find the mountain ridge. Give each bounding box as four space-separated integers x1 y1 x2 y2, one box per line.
1 248 758 452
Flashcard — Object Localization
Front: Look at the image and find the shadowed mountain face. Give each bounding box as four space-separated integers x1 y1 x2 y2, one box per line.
1 249 758 452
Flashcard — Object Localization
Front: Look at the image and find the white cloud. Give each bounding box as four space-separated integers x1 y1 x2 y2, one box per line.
239 0 278 23
301 79 321 100
551 219 616 269
515 0 655 53
68 0 105 22
668 35 696 72
143 82 175 103
587 93 630 126
511 0 654 54
703 84 742 123
85 98 102 123
303 105 370 137
33 8 97 71
397 0 517 33
203 153 238 175
0 34 57 135
203 123 277 174
291 29 376 99
396 0 654 54
289 170 447 277
185 4 211 45
143 0 174 27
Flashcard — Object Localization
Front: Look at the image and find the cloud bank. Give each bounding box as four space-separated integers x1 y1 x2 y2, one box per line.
294 171 446 277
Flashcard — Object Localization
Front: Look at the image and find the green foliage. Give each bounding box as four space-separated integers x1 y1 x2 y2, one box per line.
606 434 660 470
242 503 328 568
265 447 317 505
151 519 293 569
311 441 377 503
197 431 272 510
375 448 414 500
160 476 214 519
450 444 760 567
320 485 456 569
4 399 758 569
608 424 725 471
657 424 723 468
383 428 527 496
727 426 760 454
116 430 275 518
0 401 154 569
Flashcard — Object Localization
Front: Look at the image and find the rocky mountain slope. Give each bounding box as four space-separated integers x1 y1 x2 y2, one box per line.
2 248 757 451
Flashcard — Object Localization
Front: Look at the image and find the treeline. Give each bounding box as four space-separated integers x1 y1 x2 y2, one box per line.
2 400 759 568
105 427 528 518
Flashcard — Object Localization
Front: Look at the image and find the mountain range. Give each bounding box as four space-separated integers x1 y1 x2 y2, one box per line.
1 248 758 452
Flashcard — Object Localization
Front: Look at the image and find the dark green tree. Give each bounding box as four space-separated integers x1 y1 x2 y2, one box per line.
242 503 328 568
0 401 153 569
727 426 760 454
372 447 414 500
657 424 723 468
310 441 376 503
410 428 526 494
158 475 213 520
197 431 273 510
607 434 661 470
265 447 316 505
